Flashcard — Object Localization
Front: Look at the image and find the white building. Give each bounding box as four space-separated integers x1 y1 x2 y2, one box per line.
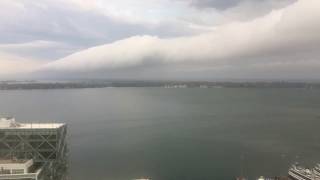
0 159 43 180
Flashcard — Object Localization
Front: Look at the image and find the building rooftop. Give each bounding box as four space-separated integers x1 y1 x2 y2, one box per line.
0 117 65 129
15 123 65 129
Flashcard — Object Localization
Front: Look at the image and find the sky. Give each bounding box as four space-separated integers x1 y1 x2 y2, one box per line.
0 0 320 80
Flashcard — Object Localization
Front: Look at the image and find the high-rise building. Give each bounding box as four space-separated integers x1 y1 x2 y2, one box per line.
0 117 67 163
0 117 68 180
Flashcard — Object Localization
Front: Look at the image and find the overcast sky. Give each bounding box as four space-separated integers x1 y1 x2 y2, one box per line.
1 0 320 80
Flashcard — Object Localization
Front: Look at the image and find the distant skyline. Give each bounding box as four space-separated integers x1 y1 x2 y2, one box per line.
1 0 320 80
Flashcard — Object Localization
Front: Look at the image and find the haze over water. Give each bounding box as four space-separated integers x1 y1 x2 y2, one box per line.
0 87 320 180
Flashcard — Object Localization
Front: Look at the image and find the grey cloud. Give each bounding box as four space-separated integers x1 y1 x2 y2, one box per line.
188 0 243 10
0 1 138 44
37 0 320 80
0 41 79 60
0 0 196 59
186 0 295 10
1 0 320 81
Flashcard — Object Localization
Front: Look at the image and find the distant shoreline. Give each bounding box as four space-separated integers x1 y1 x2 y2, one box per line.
1 81 320 90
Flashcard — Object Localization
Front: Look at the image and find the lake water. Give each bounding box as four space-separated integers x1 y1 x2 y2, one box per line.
0 88 320 180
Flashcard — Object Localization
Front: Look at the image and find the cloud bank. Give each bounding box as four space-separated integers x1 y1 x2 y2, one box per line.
39 0 320 80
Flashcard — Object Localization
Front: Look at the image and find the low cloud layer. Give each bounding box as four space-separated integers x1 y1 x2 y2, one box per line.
39 0 320 80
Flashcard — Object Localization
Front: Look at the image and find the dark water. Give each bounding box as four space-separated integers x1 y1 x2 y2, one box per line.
0 88 320 180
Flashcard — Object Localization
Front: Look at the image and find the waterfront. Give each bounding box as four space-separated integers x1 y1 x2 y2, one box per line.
0 88 320 180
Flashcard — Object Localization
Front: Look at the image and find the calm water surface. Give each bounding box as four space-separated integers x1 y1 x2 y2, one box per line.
0 88 320 180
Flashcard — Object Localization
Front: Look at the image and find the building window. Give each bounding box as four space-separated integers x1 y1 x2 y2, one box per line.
0 169 11 174
12 169 25 174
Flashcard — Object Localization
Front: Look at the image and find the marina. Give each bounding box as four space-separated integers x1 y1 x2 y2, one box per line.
236 164 320 180
288 164 320 180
